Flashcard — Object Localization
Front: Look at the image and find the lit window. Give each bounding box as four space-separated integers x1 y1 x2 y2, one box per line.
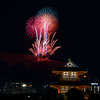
70 72 77 78
94 86 96 88
94 86 96 94
61 86 64 90
74 72 76 76
62 72 69 78
97 86 99 91
65 86 69 90
84 88 86 92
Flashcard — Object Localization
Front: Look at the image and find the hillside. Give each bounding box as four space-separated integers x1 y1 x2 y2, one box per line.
0 52 65 84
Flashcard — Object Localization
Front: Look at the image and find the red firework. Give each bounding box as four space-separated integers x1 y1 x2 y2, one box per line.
25 8 59 38
25 16 35 38
34 13 59 35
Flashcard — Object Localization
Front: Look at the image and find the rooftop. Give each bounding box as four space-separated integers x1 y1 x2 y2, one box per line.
53 59 88 72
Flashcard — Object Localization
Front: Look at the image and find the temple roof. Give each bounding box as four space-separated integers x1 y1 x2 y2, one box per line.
53 67 87 71
53 59 88 72
51 81 89 86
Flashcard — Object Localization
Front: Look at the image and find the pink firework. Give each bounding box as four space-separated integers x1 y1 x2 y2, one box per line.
29 31 61 61
25 7 59 38
25 16 35 38
34 13 58 35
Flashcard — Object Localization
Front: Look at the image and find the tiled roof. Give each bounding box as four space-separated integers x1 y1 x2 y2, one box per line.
53 59 88 72
53 67 87 71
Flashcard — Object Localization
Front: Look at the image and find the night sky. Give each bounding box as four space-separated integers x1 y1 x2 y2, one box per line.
0 0 100 80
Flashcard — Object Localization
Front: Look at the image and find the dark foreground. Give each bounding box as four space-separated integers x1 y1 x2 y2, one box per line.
0 88 100 100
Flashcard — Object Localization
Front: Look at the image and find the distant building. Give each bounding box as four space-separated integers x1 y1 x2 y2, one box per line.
1 82 49 95
88 82 100 94
50 59 89 99
1 82 34 95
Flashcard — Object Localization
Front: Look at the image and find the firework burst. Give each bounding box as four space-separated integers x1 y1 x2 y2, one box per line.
25 16 35 38
25 7 61 61
25 7 59 38
29 29 61 61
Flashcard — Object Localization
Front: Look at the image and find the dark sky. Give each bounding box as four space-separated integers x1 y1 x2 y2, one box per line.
0 0 100 80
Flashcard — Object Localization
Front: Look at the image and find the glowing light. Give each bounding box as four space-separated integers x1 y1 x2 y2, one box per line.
25 7 59 38
83 75 86 78
22 84 27 87
85 96 88 100
63 72 69 78
29 28 61 61
91 83 98 85
25 7 61 61
28 96 30 98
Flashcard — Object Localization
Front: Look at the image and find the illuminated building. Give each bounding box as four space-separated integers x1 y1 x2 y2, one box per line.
50 59 89 99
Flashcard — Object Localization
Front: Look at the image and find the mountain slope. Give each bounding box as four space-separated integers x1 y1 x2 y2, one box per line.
0 52 65 84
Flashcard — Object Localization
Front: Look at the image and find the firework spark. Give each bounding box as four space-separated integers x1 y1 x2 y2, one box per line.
29 28 61 61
